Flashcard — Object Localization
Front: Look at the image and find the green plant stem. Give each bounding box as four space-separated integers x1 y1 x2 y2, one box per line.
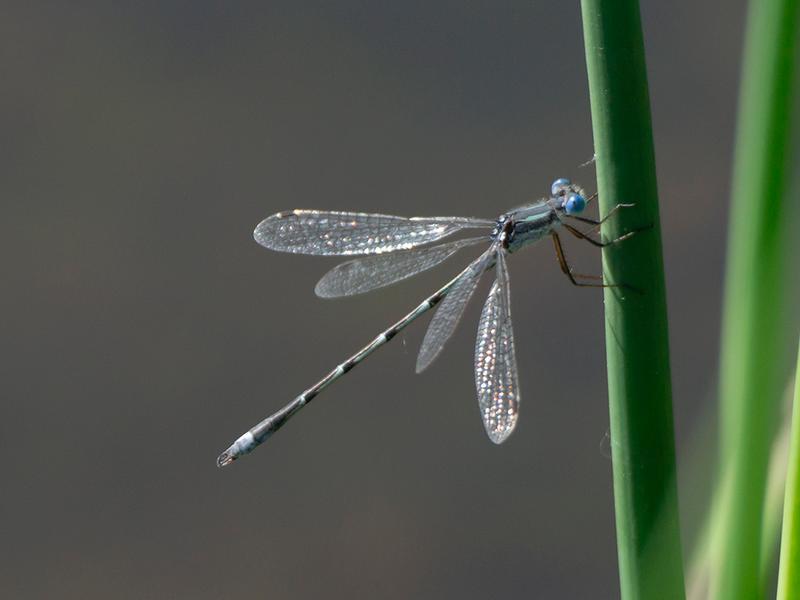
685 383 794 600
710 0 799 596
761 390 794 590
580 1 684 598
778 341 800 599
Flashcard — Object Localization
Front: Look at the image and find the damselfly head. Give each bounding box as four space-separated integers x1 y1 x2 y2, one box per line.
563 193 587 215
549 178 587 215
550 177 573 197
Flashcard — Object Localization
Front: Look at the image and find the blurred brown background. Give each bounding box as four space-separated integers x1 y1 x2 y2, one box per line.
1 1 754 598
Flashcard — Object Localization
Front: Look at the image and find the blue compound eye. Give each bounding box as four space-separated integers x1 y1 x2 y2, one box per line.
551 178 571 197
564 193 586 215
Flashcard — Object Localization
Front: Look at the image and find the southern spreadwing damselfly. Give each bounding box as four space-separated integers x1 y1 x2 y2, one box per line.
217 178 636 467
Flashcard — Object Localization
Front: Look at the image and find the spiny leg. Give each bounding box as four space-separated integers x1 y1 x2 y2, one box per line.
550 233 618 288
564 203 635 231
561 222 642 248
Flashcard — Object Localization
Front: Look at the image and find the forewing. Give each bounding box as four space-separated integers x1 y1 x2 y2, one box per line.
315 237 486 298
415 249 495 373
474 250 519 444
254 210 492 256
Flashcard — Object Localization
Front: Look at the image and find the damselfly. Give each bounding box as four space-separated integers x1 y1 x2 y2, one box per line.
217 178 636 467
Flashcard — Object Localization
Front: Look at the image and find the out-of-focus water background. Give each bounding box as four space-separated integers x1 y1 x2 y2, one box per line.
1 2 756 597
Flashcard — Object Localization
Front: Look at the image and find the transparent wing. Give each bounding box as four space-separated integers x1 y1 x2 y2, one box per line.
474 250 519 444
415 248 496 373
315 236 487 298
254 210 493 256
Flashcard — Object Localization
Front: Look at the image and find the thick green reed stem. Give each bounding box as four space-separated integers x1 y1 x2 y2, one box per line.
580 1 685 598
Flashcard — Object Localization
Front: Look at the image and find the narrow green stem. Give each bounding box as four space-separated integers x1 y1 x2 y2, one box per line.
580 1 684 597
686 389 793 600
778 340 800 599
761 395 794 590
710 0 799 596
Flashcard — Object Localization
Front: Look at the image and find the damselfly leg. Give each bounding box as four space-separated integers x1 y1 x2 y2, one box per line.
551 233 615 288
564 202 636 231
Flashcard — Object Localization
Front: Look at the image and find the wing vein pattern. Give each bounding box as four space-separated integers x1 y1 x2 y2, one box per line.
315 236 487 298
255 210 493 256
415 247 496 373
474 249 519 444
